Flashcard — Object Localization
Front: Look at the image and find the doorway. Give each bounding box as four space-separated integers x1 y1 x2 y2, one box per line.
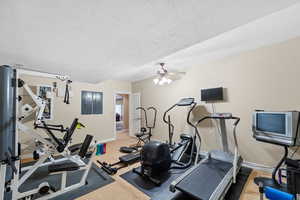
115 93 129 134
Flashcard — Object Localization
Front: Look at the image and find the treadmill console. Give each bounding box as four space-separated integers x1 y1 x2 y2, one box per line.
210 113 232 118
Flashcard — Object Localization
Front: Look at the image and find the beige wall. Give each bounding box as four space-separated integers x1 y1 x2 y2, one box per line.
133 36 300 166
19 75 131 151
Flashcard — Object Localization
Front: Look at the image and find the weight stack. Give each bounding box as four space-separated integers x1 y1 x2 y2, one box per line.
0 65 17 181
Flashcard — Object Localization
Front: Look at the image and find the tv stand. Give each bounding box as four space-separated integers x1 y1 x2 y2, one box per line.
254 146 289 192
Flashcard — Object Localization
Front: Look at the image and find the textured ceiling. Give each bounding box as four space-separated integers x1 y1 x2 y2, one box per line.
131 3 300 81
0 0 299 82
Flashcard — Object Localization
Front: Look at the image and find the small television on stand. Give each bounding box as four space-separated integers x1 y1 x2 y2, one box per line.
252 110 300 194
252 111 300 147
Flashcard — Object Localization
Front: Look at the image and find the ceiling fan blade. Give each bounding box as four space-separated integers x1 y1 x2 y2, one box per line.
168 72 176 75
168 71 186 75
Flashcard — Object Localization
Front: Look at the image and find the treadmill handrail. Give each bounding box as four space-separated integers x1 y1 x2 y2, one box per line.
196 115 241 183
196 116 240 149
170 115 242 199
163 104 176 125
163 104 176 145
196 116 240 126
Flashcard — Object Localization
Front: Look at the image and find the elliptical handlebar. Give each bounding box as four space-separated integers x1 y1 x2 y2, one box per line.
136 107 148 128
163 98 197 147
163 104 176 125
163 104 176 146
169 101 199 169
147 107 157 129
136 106 158 129
186 102 197 129
162 98 196 125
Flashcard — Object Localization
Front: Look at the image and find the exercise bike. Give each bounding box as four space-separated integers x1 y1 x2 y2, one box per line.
252 110 300 199
98 107 157 175
132 98 198 185
120 106 157 153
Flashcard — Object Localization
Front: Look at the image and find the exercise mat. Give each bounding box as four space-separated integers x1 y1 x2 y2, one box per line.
19 162 114 200
121 166 252 200
120 167 191 200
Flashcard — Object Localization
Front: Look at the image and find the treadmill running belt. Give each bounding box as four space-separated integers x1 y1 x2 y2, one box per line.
175 158 232 200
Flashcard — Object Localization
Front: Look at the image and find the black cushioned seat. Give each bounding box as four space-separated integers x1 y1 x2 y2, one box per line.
68 143 83 153
45 138 64 144
48 161 80 173
120 146 136 154
135 132 146 137
119 152 140 164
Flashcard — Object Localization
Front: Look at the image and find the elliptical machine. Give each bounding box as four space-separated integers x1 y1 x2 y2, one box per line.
133 98 198 185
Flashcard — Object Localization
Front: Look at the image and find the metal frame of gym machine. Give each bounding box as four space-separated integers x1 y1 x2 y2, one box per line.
170 113 242 200
134 106 157 147
163 98 199 167
0 66 96 200
132 98 199 186
120 106 157 154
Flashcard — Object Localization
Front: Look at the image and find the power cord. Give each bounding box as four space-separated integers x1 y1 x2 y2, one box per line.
290 146 299 159
211 103 222 138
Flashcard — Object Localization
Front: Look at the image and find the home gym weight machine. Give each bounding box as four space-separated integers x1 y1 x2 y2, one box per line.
0 65 96 200
170 113 242 200
120 106 157 153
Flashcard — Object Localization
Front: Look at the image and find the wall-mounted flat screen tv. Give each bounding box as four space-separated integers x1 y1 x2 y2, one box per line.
201 87 223 101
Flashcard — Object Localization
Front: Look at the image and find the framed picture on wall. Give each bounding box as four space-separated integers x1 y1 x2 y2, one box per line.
37 85 54 120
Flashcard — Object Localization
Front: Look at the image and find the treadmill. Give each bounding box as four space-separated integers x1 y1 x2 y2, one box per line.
170 113 242 200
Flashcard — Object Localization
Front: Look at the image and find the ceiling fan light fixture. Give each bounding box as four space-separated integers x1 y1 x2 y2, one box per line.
152 62 175 86
167 78 172 84
153 76 173 85
153 78 160 85
161 76 167 83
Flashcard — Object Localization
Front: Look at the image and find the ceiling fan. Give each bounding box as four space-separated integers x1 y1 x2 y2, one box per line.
153 62 185 85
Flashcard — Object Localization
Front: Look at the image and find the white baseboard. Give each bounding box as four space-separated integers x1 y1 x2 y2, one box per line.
242 161 273 173
98 137 116 144
199 150 274 173
116 129 129 134
21 153 33 159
